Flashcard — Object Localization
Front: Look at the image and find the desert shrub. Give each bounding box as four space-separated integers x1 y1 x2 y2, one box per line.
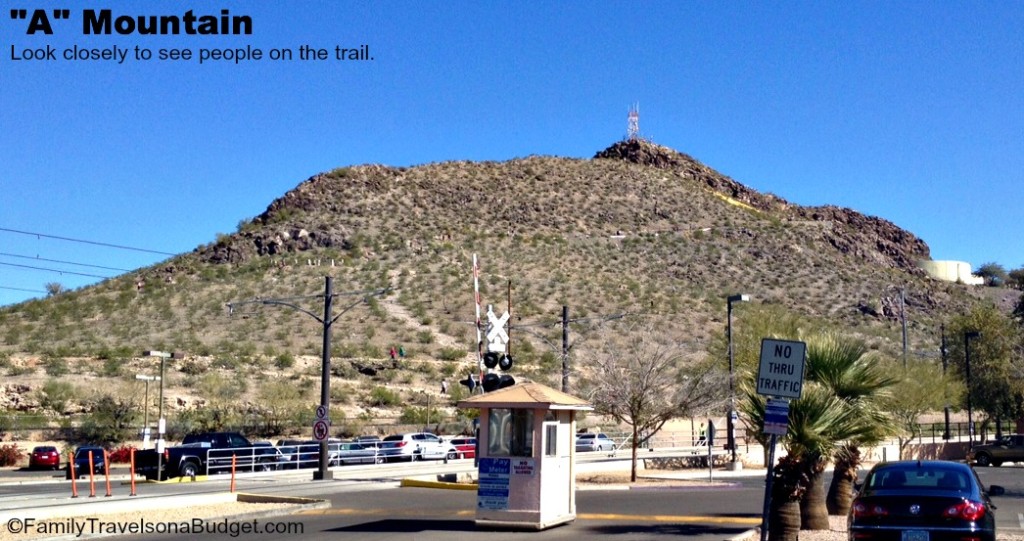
274 353 295 370
78 394 138 446
399 406 429 425
43 356 69 377
0 444 24 467
436 347 466 362
100 357 123 377
365 386 402 407
178 360 207 376
330 362 359 379
38 379 76 414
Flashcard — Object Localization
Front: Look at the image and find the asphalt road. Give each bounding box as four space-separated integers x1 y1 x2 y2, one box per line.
2 462 1024 541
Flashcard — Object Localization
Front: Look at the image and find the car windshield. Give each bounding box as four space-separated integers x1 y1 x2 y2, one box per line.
866 465 970 490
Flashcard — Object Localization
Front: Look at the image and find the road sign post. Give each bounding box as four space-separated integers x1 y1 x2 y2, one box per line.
756 338 806 541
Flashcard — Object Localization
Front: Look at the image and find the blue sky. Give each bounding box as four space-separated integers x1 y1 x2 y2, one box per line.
2 1 1022 306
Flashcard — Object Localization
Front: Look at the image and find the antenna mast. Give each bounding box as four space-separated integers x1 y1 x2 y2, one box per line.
627 103 640 140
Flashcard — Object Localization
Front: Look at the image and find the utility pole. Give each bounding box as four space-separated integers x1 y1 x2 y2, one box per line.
226 277 388 481
561 305 570 394
941 324 950 440
901 287 908 368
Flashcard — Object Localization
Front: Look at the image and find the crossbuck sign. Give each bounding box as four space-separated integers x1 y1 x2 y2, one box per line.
485 306 510 353
756 338 807 399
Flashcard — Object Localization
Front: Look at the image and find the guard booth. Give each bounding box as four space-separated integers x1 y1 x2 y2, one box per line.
457 381 593 530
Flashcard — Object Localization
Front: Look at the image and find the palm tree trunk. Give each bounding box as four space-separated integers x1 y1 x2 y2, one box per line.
827 445 860 515
770 455 804 541
800 459 830 530
769 498 801 541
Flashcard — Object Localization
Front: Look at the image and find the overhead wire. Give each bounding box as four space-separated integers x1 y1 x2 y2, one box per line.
0 226 176 256
0 261 112 279
0 251 132 272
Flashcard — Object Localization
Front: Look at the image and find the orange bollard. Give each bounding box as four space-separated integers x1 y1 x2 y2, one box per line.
69 457 78 498
129 449 137 496
88 450 96 498
103 450 112 497
230 454 236 493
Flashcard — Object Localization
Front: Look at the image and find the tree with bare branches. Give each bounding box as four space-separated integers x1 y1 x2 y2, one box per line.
581 329 726 481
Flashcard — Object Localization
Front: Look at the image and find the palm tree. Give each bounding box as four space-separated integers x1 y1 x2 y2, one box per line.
740 332 896 535
802 333 896 517
741 384 866 538
786 385 871 530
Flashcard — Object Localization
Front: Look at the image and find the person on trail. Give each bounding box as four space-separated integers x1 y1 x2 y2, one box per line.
398 345 406 358
389 346 397 361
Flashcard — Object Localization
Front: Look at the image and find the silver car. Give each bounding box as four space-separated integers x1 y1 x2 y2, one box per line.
328 441 382 465
575 433 616 452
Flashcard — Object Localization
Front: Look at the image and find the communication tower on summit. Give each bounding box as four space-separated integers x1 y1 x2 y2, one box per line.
627 103 640 141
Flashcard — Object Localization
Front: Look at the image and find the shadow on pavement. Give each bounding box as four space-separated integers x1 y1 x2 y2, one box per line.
583 523 752 537
330 519 478 533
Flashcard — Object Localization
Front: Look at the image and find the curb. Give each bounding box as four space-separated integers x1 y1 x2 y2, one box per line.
400 478 478 490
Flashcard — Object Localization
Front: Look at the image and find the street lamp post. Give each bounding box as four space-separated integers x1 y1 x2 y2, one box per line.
134 374 160 449
726 293 750 468
964 331 980 449
144 350 181 479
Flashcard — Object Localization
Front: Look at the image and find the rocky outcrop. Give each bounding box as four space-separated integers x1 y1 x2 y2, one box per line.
595 139 930 272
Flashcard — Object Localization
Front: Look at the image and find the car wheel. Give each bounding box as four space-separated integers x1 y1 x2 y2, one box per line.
446 451 458 461
179 461 200 478
975 453 992 467
375 456 385 464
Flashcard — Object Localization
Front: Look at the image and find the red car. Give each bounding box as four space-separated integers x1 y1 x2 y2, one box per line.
449 437 477 459
29 446 61 470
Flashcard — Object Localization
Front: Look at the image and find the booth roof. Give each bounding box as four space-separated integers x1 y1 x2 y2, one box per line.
456 381 594 411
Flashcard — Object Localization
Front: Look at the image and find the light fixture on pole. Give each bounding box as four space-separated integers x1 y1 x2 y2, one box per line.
144 350 182 480
964 331 980 449
134 374 160 449
726 293 750 469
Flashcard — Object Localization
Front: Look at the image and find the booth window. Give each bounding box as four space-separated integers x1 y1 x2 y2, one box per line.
543 411 558 456
488 408 534 457
545 424 557 456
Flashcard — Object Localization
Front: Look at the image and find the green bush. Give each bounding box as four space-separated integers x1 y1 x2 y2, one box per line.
274 353 295 370
365 386 402 407
38 380 75 414
436 347 466 362
43 356 69 377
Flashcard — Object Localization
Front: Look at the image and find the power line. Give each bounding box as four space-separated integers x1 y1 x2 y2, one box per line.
0 285 47 294
0 227 175 256
0 251 132 272
0 261 112 279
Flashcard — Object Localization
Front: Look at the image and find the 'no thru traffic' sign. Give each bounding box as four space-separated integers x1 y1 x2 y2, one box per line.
756 338 806 399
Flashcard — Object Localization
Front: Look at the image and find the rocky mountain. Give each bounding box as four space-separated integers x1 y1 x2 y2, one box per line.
0 139 994 431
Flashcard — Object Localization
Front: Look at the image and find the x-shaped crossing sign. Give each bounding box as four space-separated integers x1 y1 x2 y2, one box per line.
486 306 509 351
